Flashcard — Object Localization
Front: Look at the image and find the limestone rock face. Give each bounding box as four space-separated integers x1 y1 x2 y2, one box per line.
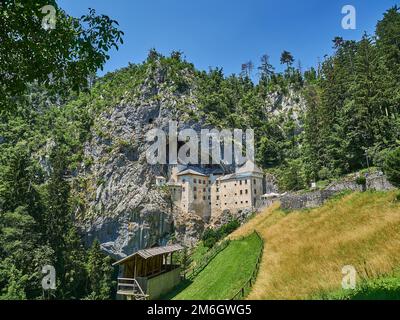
77 61 205 259
265 89 306 130
209 208 254 229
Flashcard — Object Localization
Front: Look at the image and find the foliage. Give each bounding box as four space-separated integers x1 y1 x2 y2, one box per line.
355 176 367 187
0 1 121 300
85 239 114 300
202 219 240 248
383 147 400 187
277 159 307 191
302 7 400 181
0 0 124 112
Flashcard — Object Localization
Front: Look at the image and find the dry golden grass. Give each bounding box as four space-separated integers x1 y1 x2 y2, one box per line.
230 191 400 300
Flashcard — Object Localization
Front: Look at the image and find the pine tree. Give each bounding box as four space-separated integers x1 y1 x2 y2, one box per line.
258 54 275 85
85 239 113 300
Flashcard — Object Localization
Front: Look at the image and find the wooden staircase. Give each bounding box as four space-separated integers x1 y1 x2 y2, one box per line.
117 278 149 300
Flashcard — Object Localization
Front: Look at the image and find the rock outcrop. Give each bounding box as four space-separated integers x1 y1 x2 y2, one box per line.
76 61 206 259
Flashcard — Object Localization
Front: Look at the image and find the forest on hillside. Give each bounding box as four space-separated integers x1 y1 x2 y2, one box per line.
0 1 400 299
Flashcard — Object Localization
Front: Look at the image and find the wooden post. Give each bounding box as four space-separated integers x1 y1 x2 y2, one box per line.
134 255 137 278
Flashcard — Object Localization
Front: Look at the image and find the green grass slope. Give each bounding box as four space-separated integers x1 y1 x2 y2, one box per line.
165 233 262 300
229 191 400 300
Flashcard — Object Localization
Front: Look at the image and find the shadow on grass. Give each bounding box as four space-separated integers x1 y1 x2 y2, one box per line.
160 279 193 300
350 288 400 300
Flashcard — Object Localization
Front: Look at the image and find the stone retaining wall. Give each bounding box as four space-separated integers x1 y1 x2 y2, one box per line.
278 173 395 211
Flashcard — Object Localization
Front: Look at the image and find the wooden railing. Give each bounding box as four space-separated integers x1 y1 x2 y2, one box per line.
117 278 149 300
185 239 230 280
230 231 264 300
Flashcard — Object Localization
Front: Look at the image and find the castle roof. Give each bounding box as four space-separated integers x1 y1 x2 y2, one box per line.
216 160 263 182
176 169 207 177
236 160 263 174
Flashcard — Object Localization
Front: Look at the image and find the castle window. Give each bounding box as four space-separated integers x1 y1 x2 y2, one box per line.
246 201 248 204
217 196 220 200
240 180 242 185
235 202 237 205
254 189 257 194
241 201 243 204
217 188 219 192
254 179 256 184
203 180 206 184
194 179 197 183
240 190 243 195
225 203 227 206
208 196 211 200
245 180 248 184
209 202 211 205
203 188 206 192
194 195 197 200
182 179 186 183
194 187 197 191
245 189 248 194
203 196 206 200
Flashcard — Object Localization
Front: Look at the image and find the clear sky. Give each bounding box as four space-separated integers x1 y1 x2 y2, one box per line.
58 0 399 77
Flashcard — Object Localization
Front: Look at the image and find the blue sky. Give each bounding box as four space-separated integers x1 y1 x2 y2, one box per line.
58 0 399 77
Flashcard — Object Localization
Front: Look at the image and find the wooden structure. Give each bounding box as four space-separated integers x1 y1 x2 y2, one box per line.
113 244 183 300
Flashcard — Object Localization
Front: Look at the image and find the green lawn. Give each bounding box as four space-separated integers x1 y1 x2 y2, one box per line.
189 241 209 269
165 233 262 300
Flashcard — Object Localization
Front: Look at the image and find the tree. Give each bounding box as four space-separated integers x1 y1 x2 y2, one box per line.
332 36 345 49
280 51 294 68
241 61 254 78
383 147 400 187
0 1 124 112
0 263 28 300
85 239 114 300
258 54 275 84
278 159 307 191
179 247 192 274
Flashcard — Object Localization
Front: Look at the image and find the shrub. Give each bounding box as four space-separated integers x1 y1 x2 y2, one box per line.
383 147 400 188
202 228 218 249
355 176 367 186
202 219 240 248
220 220 240 235
278 159 307 192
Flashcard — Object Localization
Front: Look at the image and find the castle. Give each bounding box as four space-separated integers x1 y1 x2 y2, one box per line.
155 160 264 221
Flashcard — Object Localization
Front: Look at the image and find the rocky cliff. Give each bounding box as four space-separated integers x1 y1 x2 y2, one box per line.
74 59 209 259
72 57 305 259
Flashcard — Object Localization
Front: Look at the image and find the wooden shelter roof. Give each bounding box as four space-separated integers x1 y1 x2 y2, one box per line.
113 244 184 266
